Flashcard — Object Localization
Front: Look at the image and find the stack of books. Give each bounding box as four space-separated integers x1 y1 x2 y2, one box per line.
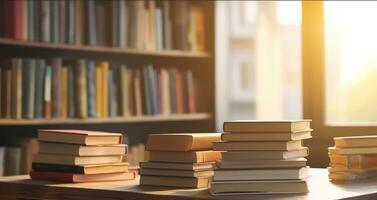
30 129 135 183
211 120 312 195
140 133 221 188
328 135 377 181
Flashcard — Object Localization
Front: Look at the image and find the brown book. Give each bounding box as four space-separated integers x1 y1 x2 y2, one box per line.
11 58 22 119
34 153 123 165
146 133 221 151
223 120 311 133
140 162 213 171
213 140 302 151
160 68 170 115
329 146 377 155
218 158 307 169
221 130 312 141
329 154 377 169
221 148 309 160
60 66 68 118
210 180 308 194
133 69 143 116
329 172 368 181
328 166 377 174
75 59 87 118
4 69 11 118
39 142 127 156
101 61 109 117
214 167 309 181
20 138 39 174
38 129 123 145
334 135 377 148
148 150 221 163
30 171 135 183
32 162 129 175
140 168 214 178
95 63 103 117
175 70 185 113
140 175 209 188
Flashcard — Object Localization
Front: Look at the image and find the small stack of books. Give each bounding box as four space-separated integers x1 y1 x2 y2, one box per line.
30 129 135 183
328 135 377 181
140 133 221 188
211 120 312 195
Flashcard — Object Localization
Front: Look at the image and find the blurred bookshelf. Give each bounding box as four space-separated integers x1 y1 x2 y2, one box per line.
0 0 215 176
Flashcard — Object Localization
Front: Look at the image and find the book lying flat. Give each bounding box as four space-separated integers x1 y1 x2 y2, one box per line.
38 129 123 145
30 171 135 183
32 162 128 174
210 180 308 194
328 166 377 174
221 148 308 160
146 133 221 151
218 158 307 169
148 151 221 163
140 175 209 188
140 168 214 178
39 142 127 156
223 120 311 133
329 146 377 155
221 130 312 141
140 162 214 171
213 167 309 181
329 154 377 169
334 135 377 148
34 153 123 165
213 140 302 151
329 172 368 181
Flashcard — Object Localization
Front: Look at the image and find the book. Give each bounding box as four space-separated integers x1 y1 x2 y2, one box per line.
11 58 22 119
221 130 312 141
22 59 36 119
38 129 123 145
328 166 377 174
86 60 96 117
75 59 88 118
67 64 75 118
329 172 368 181
146 133 221 151
329 154 377 168
213 140 302 151
218 158 307 169
39 142 126 156
60 66 68 118
30 171 135 183
334 135 377 148
140 162 213 171
32 162 128 175
4 147 21 176
213 167 309 181
34 59 45 118
20 138 39 174
140 168 214 178
44 65 52 118
148 151 221 163
160 68 171 115
221 148 309 160
51 58 62 118
0 147 4 176
328 146 377 155
34 153 123 165
140 175 209 188
223 120 312 133
210 180 308 194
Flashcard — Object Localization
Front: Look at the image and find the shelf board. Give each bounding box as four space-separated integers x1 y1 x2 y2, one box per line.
0 38 210 58
0 113 211 126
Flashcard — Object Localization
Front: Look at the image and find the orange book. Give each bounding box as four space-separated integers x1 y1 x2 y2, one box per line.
330 154 377 169
30 171 135 183
160 68 170 115
95 64 103 117
148 150 221 163
146 133 221 151
101 61 109 118
60 66 68 118
134 70 143 116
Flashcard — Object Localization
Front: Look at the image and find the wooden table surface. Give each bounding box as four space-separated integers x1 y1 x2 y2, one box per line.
0 168 377 200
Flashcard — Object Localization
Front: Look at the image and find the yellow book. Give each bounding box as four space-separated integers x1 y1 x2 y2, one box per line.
95 64 103 117
60 66 68 118
101 61 109 118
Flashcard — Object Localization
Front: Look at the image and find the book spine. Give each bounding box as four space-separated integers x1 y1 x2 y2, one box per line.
86 0 96 45
21 59 31 118
40 0 51 42
111 0 118 47
169 68 177 114
60 66 68 118
44 65 52 118
186 70 196 113
108 67 116 117
95 64 103 117
162 1 172 49
102 62 109 117
50 0 60 43
142 67 151 115
119 65 129 116
34 60 45 118
67 65 75 118
86 60 96 118
13 0 23 40
11 59 23 119
75 59 88 118
134 69 143 116
4 69 11 118
155 8 163 50
75 0 84 45
27 0 35 41
27 59 36 118
119 0 126 47
67 0 75 44
51 58 62 118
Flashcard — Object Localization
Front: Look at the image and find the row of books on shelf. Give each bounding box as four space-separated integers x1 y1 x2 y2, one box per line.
0 58 197 119
0 0 205 52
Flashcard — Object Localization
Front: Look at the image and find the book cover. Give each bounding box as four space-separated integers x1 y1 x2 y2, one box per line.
30 171 135 183
140 175 209 188
223 120 312 133
334 135 377 148
148 150 221 163
32 162 129 175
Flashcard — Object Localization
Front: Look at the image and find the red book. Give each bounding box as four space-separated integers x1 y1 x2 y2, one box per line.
13 0 23 40
30 171 135 183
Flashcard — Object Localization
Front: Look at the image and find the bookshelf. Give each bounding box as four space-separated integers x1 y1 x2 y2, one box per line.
0 0 215 176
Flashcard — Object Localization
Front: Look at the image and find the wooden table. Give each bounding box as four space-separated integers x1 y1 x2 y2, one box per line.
0 168 377 200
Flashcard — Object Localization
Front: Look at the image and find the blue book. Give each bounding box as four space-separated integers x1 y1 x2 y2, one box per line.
67 65 75 118
34 59 46 118
86 60 96 117
147 65 157 115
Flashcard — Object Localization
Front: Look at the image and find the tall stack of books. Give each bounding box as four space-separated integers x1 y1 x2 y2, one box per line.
328 135 377 181
211 120 312 195
30 129 135 183
140 133 221 188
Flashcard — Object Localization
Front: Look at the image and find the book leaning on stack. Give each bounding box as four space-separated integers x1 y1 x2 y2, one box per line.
211 120 312 195
140 133 221 188
328 135 377 181
30 129 135 183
